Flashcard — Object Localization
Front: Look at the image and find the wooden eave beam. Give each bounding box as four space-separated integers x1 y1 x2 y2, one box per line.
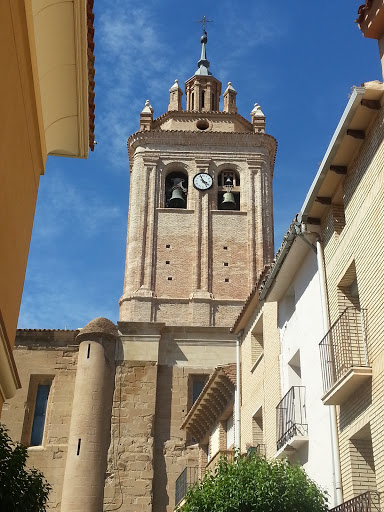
347 129 365 139
330 165 347 175
315 196 332 205
361 99 381 110
306 217 321 225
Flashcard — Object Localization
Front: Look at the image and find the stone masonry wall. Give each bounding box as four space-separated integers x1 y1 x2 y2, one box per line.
1 330 79 510
104 361 158 512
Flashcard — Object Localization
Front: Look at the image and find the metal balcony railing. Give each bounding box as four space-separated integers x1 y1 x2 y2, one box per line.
330 491 381 512
319 307 368 395
276 386 308 451
175 466 200 507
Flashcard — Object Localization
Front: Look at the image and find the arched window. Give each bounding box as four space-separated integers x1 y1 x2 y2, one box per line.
217 170 240 210
165 171 188 209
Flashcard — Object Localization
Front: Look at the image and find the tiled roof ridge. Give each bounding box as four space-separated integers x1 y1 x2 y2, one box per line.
87 0 96 151
16 328 80 333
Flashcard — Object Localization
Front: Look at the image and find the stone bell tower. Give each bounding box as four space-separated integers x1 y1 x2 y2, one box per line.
105 28 277 512
119 30 276 329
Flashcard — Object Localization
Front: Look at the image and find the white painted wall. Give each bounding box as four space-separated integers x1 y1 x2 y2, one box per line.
278 250 335 505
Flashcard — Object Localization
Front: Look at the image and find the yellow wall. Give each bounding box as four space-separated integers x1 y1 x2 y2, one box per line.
0 0 46 406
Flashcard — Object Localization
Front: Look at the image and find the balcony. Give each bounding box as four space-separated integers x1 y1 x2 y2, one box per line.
175 466 201 508
275 386 308 458
319 307 371 405
206 449 235 472
330 491 381 512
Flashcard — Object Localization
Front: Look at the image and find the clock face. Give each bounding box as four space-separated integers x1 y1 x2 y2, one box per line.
193 172 213 191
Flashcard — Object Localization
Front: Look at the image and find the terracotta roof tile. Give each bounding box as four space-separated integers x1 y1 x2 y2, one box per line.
87 0 96 151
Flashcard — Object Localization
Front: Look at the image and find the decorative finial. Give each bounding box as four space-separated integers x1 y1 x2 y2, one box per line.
141 99 154 114
251 103 265 117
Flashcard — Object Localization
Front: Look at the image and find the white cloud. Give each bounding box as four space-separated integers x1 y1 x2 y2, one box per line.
33 174 121 239
18 264 119 329
95 4 183 168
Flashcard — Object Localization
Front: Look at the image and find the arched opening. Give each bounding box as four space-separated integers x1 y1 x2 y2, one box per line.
217 170 240 210
165 171 188 209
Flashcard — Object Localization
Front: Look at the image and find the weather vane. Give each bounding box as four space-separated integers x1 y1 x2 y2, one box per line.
195 15 213 34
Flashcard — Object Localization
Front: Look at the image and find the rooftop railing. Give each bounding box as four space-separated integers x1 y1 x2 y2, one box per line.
330 491 381 512
319 307 368 395
276 386 308 451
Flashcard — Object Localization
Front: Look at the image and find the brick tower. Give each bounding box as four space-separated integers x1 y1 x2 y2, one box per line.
104 28 277 512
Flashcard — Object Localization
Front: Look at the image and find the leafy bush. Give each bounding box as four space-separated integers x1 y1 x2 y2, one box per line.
180 453 328 512
0 423 51 511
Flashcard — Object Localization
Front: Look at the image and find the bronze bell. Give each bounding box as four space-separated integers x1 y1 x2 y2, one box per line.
221 191 236 210
169 187 185 208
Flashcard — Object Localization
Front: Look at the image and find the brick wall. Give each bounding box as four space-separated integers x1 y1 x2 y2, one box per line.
321 105 384 499
240 301 280 459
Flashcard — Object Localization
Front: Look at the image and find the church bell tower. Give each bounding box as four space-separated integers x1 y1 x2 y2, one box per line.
119 30 276 328
108 28 277 512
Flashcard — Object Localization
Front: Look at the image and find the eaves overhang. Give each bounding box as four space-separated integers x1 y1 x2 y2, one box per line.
181 364 236 443
31 0 96 159
299 82 384 224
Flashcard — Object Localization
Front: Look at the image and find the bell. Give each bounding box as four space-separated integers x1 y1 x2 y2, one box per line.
221 191 236 210
169 187 185 208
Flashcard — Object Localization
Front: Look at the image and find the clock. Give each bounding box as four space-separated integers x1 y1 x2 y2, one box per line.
193 172 213 191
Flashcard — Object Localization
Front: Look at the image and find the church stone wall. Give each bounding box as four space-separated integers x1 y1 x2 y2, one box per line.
1 330 79 510
104 361 158 511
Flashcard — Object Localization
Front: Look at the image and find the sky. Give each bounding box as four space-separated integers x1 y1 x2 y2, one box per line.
18 0 381 329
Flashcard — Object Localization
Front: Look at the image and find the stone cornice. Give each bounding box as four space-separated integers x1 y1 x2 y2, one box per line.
128 130 277 170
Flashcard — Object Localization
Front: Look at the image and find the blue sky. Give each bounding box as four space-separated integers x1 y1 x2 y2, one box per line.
18 0 381 329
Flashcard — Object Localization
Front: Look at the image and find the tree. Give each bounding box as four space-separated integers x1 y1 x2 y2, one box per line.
0 423 51 511
180 453 328 512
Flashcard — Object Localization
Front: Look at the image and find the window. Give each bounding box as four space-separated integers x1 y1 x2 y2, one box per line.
188 375 209 410
30 385 50 446
338 261 360 313
226 413 234 449
165 171 188 209
251 315 263 369
217 170 241 210
22 375 53 447
252 407 263 447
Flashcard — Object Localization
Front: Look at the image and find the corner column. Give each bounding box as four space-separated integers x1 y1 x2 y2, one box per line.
61 318 118 512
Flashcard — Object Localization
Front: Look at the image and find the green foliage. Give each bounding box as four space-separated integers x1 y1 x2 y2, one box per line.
0 423 51 511
180 453 328 512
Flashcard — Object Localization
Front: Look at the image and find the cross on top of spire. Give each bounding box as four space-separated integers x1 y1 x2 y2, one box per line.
195 15 213 34
194 15 213 76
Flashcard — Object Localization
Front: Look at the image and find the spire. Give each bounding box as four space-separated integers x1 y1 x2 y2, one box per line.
185 18 221 112
195 31 212 76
